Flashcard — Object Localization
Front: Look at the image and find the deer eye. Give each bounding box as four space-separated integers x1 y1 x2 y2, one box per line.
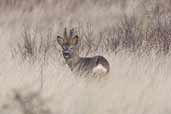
62 46 67 49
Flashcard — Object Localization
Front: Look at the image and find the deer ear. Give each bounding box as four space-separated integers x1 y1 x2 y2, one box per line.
57 36 64 47
72 35 80 45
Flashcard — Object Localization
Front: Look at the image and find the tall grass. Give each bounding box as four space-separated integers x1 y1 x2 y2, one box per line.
0 0 171 114
7 0 170 63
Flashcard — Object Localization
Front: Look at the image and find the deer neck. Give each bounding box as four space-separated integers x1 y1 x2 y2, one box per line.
65 55 80 70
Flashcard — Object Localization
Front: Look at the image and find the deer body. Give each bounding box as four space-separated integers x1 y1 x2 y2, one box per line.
57 28 110 76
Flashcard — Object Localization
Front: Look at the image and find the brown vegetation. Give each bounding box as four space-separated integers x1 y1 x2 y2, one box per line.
0 0 171 114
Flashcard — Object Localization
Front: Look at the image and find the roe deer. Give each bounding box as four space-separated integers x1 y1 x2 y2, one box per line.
57 28 110 76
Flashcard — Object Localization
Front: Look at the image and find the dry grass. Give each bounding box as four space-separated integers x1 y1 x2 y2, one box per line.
0 0 171 114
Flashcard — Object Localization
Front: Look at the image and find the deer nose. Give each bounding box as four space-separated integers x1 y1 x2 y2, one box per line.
63 50 70 55
63 48 71 58
63 48 70 53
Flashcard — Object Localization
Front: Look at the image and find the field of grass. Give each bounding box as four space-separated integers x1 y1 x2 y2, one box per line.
0 0 171 114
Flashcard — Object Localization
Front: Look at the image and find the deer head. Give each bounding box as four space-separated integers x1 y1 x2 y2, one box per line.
57 28 80 61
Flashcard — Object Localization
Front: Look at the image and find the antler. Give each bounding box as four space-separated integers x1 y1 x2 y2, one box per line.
64 27 67 39
63 27 76 40
70 28 74 38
